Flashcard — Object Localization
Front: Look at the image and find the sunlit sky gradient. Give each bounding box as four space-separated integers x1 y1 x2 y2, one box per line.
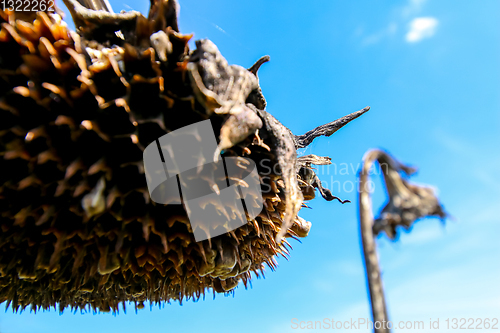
1 0 499 332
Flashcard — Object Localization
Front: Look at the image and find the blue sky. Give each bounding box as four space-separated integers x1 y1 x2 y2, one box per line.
1 0 499 332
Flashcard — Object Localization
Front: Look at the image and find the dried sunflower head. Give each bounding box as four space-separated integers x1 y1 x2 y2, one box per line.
0 0 366 313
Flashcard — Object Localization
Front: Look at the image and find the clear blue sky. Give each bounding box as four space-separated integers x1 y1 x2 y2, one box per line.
1 0 499 332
